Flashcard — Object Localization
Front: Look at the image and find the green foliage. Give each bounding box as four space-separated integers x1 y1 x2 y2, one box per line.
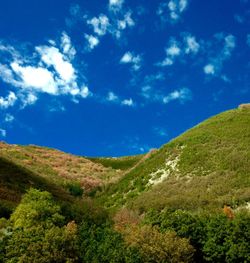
10 188 64 229
3 189 79 262
66 182 84 197
78 222 142 263
123 224 195 263
97 109 250 212
144 209 250 262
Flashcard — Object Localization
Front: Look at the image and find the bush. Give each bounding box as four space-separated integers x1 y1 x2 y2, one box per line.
67 182 84 197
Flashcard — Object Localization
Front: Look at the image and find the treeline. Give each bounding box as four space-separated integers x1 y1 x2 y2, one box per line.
0 189 249 262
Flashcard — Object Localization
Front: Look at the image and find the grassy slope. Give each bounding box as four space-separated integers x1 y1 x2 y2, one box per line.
87 155 145 171
0 155 73 216
0 144 121 192
96 108 250 212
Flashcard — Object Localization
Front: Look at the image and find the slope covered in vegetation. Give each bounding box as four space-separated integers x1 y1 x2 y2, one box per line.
97 107 250 212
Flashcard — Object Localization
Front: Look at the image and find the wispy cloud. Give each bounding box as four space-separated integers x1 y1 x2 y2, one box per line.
204 34 236 77
157 0 189 23
105 91 134 107
247 34 250 47
4 114 14 123
163 88 192 104
120 51 142 71
0 129 6 138
153 127 168 137
157 34 200 67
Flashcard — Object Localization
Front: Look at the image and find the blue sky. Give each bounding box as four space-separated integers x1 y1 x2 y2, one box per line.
0 0 249 156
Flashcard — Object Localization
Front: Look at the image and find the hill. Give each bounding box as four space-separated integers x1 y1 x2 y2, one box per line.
96 107 250 212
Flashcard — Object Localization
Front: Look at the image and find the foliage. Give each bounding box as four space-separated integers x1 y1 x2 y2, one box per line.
122 224 195 263
78 221 142 263
66 182 84 197
3 189 79 262
144 208 250 262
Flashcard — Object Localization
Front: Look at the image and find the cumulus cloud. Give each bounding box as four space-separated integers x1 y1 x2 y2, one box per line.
107 91 119 102
163 88 192 104
60 32 76 60
121 98 134 106
0 91 17 109
36 46 75 83
85 34 100 50
120 51 142 71
85 8 135 43
184 35 200 54
87 15 110 36
157 34 200 67
109 0 124 12
158 0 189 23
0 32 91 112
11 62 58 94
204 64 215 75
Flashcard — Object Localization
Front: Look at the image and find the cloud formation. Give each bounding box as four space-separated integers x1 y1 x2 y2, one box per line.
158 0 189 23
157 34 200 67
204 34 236 77
163 88 192 104
0 32 90 111
120 51 142 71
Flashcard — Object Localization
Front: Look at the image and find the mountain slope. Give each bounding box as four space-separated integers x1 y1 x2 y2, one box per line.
97 107 250 212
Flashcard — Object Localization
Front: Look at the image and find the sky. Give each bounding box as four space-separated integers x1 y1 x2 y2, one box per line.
0 0 249 157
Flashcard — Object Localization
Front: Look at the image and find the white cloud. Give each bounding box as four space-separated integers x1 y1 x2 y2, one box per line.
0 91 17 109
0 129 6 137
204 34 236 77
157 40 181 67
79 86 90 98
120 52 142 71
60 32 76 60
107 91 119 102
163 88 192 104
87 15 110 36
21 93 38 108
158 0 189 23
4 114 14 123
184 35 200 54
0 38 90 110
166 42 181 57
36 46 75 83
121 98 134 106
109 0 124 12
204 64 215 75
85 34 100 50
11 62 58 94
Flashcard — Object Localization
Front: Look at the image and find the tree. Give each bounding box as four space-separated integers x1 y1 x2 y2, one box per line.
4 189 79 262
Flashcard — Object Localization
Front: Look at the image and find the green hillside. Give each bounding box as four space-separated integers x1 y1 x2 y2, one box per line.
0 106 250 263
96 107 250 212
